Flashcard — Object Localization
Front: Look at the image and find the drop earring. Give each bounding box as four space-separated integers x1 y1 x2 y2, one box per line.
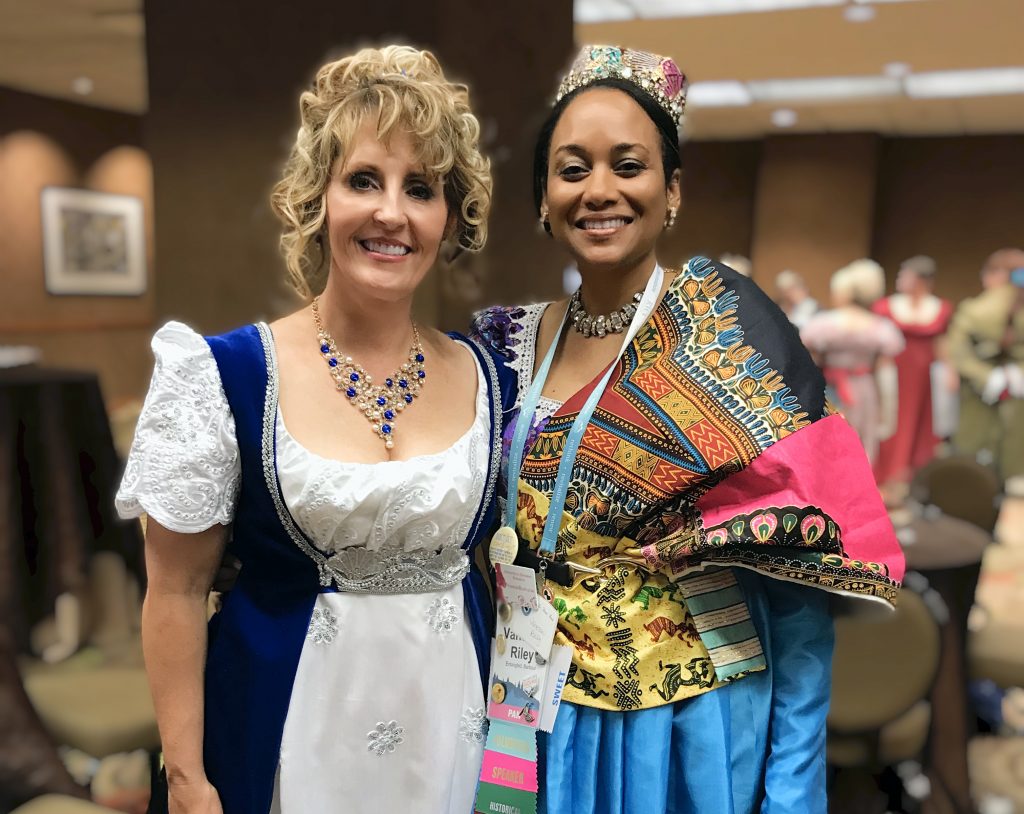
665 208 678 229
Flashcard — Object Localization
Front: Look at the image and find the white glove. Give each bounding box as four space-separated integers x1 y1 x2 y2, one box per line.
876 362 899 442
1006 364 1024 399
982 367 1009 405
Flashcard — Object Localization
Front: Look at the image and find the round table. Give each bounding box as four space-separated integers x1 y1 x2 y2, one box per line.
0 365 142 807
894 505 991 814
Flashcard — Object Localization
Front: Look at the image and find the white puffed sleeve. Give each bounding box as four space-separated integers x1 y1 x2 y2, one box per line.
115 321 241 533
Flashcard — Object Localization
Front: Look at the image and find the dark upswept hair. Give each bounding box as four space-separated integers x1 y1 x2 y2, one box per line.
532 78 682 217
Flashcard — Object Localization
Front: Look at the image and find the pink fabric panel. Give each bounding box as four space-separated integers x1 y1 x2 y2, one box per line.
696 414 905 583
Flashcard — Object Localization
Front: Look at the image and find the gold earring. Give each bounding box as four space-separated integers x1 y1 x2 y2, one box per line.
665 208 677 229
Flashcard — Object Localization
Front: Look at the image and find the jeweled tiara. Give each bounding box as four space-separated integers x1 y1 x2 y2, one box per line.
556 45 687 129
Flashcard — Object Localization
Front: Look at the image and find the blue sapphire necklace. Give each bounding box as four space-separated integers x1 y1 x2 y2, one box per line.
312 296 426 450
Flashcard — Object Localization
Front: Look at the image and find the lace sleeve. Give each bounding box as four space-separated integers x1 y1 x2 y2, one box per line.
115 321 241 533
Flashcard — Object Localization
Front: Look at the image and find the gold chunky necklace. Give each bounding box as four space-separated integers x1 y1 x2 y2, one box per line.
311 297 426 450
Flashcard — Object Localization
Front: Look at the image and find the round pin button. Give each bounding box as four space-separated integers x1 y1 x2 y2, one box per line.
489 526 519 566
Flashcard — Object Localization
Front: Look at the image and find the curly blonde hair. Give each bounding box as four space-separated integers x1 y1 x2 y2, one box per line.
270 46 492 297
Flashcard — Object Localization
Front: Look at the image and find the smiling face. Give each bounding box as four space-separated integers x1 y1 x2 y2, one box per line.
542 88 680 274
324 117 450 303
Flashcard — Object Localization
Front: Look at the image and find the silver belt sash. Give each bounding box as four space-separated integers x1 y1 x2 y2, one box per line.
317 544 469 594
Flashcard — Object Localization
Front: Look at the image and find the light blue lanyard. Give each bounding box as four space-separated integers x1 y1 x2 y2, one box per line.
504 266 665 556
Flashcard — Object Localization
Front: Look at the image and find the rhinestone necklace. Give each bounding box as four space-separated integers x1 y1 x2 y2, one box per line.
312 297 426 450
568 287 644 338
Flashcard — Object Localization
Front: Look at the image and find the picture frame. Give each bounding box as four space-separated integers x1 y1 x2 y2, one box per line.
40 186 147 296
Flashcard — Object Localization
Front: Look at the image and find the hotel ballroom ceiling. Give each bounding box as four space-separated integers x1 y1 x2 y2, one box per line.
0 0 1021 137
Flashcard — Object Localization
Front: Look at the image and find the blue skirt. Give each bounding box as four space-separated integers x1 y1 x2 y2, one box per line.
537 572 834 814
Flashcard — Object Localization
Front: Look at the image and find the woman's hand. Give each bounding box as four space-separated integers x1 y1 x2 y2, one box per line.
168 776 223 814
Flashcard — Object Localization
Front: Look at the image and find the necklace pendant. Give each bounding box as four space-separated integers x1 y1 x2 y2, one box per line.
312 296 425 450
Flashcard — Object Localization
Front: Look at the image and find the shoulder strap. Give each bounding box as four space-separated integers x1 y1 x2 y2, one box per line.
449 331 504 550
205 324 267 453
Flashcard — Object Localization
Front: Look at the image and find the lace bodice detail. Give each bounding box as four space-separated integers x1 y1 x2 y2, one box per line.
275 367 488 554
116 322 489 553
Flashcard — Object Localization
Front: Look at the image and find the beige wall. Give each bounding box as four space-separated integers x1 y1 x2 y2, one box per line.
0 90 154 404
5 80 1024 408
873 135 1024 304
751 133 880 304
659 139 762 269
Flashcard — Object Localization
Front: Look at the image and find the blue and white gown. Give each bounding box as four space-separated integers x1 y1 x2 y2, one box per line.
116 321 501 813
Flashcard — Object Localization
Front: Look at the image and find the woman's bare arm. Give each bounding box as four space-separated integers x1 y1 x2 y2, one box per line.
142 520 227 811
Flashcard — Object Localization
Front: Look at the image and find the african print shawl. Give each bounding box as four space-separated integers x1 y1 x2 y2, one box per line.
472 256 903 712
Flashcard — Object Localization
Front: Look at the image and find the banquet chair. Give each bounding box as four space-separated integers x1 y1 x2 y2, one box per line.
969 620 1024 691
910 455 1000 534
10 795 120 814
828 579 944 808
19 552 158 761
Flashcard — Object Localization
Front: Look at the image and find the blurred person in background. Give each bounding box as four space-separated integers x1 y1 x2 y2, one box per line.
871 255 954 486
114 47 499 814
980 249 1020 290
948 248 1024 488
774 268 819 329
801 259 905 464
719 251 752 278
473 45 902 814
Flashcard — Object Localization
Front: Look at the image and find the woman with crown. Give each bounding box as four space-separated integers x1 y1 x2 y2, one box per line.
116 47 502 813
472 45 904 813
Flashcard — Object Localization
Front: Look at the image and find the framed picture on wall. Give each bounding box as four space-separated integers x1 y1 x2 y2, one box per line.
40 187 147 296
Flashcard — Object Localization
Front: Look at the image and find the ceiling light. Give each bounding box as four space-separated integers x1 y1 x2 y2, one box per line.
843 4 877 21
748 75 900 102
883 62 911 78
636 0 842 15
905 67 1024 98
71 77 94 95
573 0 635 23
574 0 921 21
686 81 753 107
772 108 798 128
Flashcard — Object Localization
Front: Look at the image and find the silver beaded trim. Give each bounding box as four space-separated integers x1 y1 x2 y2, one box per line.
306 607 338 644
255 323 470 594
468 335 503 546
459 707 487 745
367 720 405 756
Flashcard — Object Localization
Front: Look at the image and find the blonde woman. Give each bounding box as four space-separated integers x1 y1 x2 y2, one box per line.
116 47 499 814
801 259 905 463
